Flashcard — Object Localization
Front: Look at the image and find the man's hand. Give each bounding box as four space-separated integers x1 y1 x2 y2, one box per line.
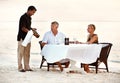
32 29 40 38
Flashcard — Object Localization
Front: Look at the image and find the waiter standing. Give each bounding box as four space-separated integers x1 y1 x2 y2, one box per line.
17 6 38 72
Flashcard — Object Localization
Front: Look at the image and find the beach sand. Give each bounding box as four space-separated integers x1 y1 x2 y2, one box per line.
0 54 120 83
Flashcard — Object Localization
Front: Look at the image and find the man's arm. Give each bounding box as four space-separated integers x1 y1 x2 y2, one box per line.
22 27 29 32
41 32 48 47
41 42 47 47
20 16 30 33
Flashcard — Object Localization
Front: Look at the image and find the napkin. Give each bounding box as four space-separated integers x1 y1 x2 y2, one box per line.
22 30 33 47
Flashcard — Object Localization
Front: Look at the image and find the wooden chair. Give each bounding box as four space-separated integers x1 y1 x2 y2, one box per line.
39 41 70 71
81 43 113 73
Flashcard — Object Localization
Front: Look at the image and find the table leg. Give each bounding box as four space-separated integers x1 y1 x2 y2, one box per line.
63 60 86 74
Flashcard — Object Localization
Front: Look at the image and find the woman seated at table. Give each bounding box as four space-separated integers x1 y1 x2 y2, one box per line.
41 21 70 71
83 24 98 73
86 24 98 44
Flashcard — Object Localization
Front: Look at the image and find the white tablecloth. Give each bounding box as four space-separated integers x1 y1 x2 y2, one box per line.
41 44 102 64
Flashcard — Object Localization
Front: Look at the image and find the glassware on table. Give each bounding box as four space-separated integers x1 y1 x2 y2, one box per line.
65 38 69 45
73 37 77 44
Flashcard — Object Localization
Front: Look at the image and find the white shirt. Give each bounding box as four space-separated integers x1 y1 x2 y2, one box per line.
42 31 65 45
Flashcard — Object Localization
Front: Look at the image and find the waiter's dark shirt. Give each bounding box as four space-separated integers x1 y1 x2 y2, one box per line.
17 13 31 41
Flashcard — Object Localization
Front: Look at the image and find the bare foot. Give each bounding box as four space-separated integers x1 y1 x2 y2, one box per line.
84 64 90 73
55 62 63 71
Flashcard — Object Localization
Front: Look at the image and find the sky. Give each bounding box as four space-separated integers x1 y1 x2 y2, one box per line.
0 0 120 22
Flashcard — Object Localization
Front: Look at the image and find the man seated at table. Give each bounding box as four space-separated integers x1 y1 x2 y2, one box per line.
41 21 70 71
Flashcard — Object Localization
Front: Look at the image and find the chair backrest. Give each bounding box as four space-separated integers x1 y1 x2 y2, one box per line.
39 41 43 50
98 43 112 62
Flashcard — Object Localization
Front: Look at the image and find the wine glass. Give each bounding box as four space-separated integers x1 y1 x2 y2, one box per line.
73 37 77 44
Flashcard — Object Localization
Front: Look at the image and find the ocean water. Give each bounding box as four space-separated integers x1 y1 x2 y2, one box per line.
0 21 120 65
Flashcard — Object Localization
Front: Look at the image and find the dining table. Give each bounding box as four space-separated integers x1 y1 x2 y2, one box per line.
41 44 103 65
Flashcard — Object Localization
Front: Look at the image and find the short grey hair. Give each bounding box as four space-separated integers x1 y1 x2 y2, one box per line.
51 21 59 26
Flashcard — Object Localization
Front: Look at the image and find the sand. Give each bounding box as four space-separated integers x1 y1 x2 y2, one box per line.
0 54 120 83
